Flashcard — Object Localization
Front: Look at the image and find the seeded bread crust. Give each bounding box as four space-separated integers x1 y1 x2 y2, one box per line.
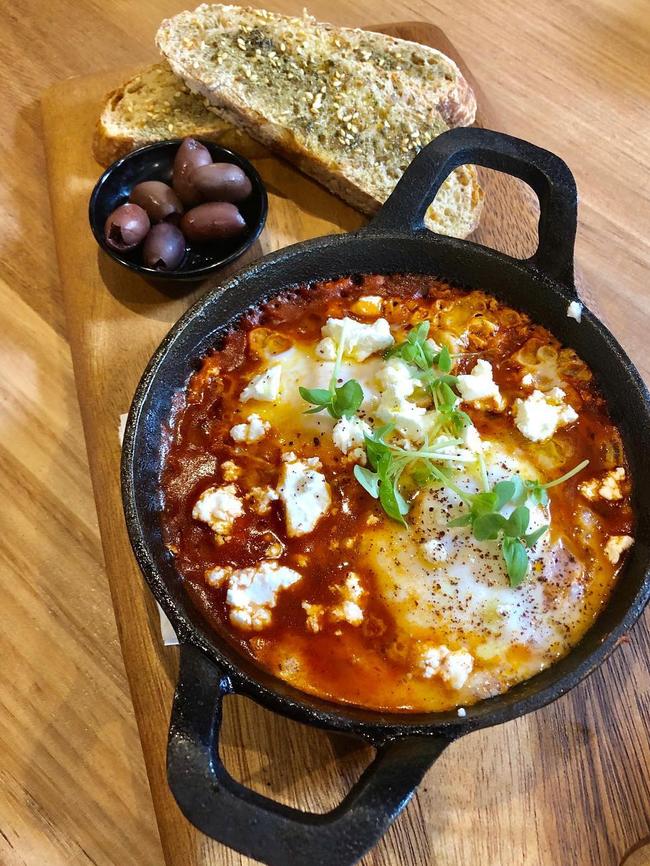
156 4 483 237
93 62 266 166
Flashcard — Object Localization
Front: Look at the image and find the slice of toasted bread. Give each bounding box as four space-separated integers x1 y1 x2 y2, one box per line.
156 4 483 237
92 62 266 166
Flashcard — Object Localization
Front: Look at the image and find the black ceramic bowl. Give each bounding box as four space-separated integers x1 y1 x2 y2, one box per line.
89 139 268 281
122 128 650 866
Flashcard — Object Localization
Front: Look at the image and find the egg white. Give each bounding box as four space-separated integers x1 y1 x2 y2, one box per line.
360 443 587 699
244 342 382 437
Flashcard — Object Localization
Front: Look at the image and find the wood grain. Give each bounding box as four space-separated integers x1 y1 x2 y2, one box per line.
1 2 648 865
43 18 650 866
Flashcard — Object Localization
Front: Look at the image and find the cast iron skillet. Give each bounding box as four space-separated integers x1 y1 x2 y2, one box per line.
122 128 650 866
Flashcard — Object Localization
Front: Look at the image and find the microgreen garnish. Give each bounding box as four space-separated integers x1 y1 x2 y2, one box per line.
299 380 363 418
352 425 475 527
299 322 364 419
385 320 436 368
386 321 469 436
447 459 589 587
354 421 589 588
303 314 589 589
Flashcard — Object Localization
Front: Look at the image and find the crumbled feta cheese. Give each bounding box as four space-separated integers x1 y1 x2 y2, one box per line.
457 707 467 717
332 416 371 457
567 301 583 322
205 565 232 587
230 413 270 443
456 359 504 409
221 560 302 630
282 451 322 469
462 424 483 453
221 460 241 481
333 601 364 626
521 373 534 387
604 534 634 564
376 356 416 399
318 316 394 362
330 572 365 625
578 478 599 501
302 601 325 633
374 357 428 443
344 572 363 599
421 538 448 564
384 402 428 442
351 295 383 317
278 453 331 536
192 484 243 536
240 365 282 402
265 539 285 558
247 485 280 515
419 644 474 690
513 388 578 442
599 467 625 501
315 336 337 361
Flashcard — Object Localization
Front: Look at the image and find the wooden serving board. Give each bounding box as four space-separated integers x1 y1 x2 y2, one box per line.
42 21 650 866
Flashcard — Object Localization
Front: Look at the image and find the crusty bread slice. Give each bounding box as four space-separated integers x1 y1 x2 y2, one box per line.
156 5 483 238
92 62 266 166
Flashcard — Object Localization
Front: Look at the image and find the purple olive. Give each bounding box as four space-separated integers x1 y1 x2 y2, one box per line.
172 137 213 206
142 222 186 270
180 202 247 242
129 180 183 223
192 163 253 203
104 203 150 251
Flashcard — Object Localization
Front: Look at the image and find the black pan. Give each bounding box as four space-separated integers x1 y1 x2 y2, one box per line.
121 127 650 866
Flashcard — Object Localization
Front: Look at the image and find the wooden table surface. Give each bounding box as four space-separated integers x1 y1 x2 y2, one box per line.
2 1 650 865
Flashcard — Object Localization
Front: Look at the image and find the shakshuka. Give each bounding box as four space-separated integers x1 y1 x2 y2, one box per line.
160 274 634 712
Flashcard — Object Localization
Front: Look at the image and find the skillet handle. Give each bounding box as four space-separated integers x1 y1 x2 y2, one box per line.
168 643 453 866
369 127 578 288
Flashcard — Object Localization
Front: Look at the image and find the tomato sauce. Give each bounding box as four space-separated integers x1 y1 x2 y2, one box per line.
160 274 633 711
